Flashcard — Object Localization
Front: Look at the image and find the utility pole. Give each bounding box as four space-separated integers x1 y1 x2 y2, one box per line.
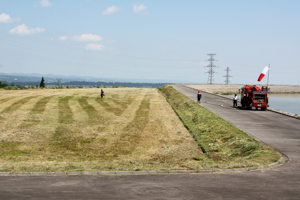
56 78 62 86
205 54 217 84
223 67 232 85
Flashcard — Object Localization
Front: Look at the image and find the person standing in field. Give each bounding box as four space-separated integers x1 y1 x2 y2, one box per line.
233 94 238 107
101 89 105 98
197 91 202 103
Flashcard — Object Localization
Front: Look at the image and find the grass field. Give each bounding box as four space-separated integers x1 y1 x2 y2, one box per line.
0 88 203 172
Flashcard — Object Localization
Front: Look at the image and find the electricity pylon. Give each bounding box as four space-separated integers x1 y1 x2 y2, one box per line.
205 54 217 84
223 67 232 85
56 78 62 86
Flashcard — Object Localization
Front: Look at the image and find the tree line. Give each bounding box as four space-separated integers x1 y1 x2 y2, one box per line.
1 77 170 89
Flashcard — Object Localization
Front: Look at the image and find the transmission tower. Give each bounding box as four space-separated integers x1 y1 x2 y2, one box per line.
205 54 217 84
56 78 62 86
223 67 232 85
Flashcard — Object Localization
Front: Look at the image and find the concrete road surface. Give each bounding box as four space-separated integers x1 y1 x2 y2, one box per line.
0 85 299 200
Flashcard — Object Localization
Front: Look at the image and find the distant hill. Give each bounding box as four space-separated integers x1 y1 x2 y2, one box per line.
0 73 172 88
1 73 176 84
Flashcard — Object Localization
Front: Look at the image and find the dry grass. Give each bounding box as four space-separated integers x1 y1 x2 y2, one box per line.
0 88 203 172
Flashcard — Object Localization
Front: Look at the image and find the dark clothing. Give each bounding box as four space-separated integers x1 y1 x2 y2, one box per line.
242 96 247 107
197 93 202 102
233 95 238 107
101 89 104 98
233 100 237 107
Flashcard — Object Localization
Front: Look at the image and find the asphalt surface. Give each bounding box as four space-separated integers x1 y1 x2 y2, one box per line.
0 85 299 200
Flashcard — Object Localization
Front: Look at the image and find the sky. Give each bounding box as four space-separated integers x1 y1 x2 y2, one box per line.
0 0 300 85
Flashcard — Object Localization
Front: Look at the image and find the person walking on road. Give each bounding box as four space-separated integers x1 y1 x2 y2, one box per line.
197 91 202 103
233 94 238 107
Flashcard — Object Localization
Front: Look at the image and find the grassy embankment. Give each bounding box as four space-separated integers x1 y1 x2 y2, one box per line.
159 85 281 169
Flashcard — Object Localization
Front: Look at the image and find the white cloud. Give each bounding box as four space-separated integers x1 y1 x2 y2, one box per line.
102 6 121 15
9 24 45 36
72 34 103 42
59 36 68 41
85 43 104 51
200 61 209 66
39 0 52 7
0 13 21 23
133 4 148 14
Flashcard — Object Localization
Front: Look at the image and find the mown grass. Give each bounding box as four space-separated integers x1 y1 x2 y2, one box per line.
95 94 133 116
0 96 16 104
159 85 281 169
58 96 74 124
31 96 54 114
0 88 202 172
110 96 150 156
78 96 103 124
0 96 36 114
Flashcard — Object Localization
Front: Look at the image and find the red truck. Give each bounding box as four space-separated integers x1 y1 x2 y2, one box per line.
240 85 269 110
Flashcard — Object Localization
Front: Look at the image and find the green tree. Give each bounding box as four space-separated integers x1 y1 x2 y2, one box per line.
40 77 45 88
0 81 8 88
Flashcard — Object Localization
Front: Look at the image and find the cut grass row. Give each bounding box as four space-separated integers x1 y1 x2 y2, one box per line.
159 85 281 169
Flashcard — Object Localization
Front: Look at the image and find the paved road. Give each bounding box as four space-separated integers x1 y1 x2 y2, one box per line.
0 85 299 200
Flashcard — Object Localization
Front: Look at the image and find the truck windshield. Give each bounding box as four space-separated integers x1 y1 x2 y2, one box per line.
254 94 266 102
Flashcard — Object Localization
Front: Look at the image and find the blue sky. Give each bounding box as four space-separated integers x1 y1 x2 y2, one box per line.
0 0 299 84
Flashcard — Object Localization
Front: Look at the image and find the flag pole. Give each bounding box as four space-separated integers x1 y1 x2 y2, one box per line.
267 64 270 91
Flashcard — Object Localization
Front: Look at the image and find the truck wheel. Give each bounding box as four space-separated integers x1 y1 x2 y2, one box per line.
261 107 266 111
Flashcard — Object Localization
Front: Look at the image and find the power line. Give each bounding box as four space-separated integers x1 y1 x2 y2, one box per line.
205 54 217 84
223 67 232 85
